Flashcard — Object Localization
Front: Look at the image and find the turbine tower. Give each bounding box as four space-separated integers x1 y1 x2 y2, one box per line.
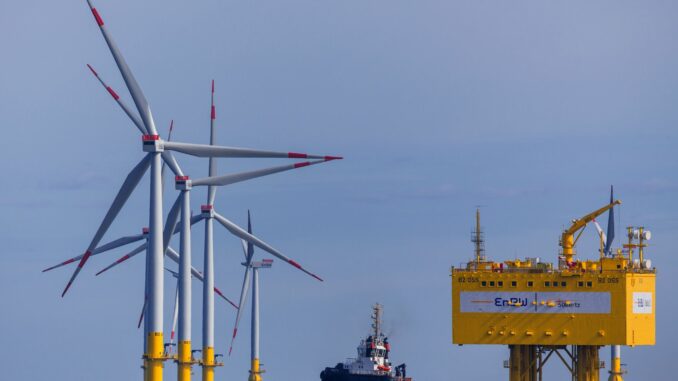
248 259 273 381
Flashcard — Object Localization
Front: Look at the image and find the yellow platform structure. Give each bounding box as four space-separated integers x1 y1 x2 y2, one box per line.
451 203 656 381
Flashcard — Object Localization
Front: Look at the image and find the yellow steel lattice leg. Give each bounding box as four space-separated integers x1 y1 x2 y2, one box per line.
575 346 600 381
509 345 538 381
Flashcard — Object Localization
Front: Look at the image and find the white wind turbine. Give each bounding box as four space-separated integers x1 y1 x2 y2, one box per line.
43 122 239 311
90 80 335 380
54 2 342 381
192 81 337 381
227 212 313 381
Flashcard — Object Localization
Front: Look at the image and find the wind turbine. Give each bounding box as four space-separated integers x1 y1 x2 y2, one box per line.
228 212 310 380
193 81 337 381
247 259 273 381
59 3 342 380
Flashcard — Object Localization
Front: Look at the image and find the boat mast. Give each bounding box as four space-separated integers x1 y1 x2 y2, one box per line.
371 303 382 338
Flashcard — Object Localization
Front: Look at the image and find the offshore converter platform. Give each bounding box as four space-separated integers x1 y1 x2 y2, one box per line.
451 194 655 381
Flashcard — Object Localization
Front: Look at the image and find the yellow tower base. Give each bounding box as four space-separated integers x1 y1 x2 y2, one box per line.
249 358 263 381
608 357 623 381
145 332 165 381
177 340 193 381
202 346 215 381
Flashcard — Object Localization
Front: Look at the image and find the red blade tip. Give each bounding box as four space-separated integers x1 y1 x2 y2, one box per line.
61 280 73 297
324 156 343 161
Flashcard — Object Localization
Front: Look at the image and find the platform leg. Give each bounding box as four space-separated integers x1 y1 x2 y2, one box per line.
575 345 600 381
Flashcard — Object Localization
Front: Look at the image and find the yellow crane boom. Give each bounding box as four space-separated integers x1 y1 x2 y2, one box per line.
560 199 621 264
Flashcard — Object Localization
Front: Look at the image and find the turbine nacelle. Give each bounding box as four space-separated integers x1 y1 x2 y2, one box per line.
142 135 164 152
200 204 214 218
175 176 192 190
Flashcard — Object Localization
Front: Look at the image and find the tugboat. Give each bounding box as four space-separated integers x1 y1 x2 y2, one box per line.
320 304 412 381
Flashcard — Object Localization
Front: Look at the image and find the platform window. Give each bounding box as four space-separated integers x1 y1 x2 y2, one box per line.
527 281 534 287
481 281 487 287
544 281 551 287
586 281 593 287
561 282 567 287
578 281 584 287
498 281 504 287
489 281 495 287
511 281 517 287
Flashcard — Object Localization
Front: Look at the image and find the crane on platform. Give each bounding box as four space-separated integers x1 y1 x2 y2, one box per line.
560 199 621 266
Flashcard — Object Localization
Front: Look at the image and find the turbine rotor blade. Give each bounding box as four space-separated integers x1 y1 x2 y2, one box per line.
42 258 78 273
212 212 323 281
207 80 217 205
62 154 152 296
137 296 147 329
165 247 238 309
43 233 144 273
161 151 184 177
190 159 333 187
95 242 147 276
170 283 179 345
48 214 201 275
93 233 146 255
163 141 341 160
85 0 158 135
161 120 176 191
228 265 252 356
247 210 254 259
214 287 239 309
86 63 146 135
163 195 182 254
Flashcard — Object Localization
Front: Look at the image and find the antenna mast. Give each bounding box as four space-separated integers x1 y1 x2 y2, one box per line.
472 208 486 265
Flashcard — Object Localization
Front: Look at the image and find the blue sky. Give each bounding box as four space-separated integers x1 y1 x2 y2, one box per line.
1 0 677 380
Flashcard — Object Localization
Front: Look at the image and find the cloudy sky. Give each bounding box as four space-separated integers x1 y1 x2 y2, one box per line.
1 1 677 380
